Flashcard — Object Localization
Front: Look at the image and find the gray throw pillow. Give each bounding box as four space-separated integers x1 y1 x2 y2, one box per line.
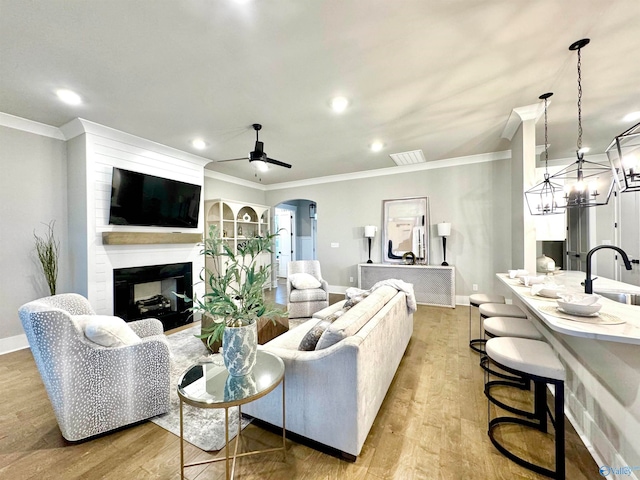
298 311 342 351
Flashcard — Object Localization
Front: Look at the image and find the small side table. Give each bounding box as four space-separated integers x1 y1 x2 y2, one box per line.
177 351 286 480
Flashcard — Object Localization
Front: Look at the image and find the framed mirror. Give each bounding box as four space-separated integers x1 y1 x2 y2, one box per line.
382 197 429 264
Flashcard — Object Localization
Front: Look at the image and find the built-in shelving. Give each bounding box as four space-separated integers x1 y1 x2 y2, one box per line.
204 199 271 253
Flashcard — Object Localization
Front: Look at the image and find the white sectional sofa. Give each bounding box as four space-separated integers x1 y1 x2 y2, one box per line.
242 285 414 459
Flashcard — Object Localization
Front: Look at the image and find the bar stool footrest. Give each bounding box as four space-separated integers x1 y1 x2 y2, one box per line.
469 338 486 354
488 416 557 479
480 355 530 386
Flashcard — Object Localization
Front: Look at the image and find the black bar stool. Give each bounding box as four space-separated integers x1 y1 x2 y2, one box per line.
485 337 566 479
472 302 527 354
481 317 544 412
468 294 505 353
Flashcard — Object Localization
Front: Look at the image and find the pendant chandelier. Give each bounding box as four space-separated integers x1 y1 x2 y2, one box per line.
549 38 615 208
606 121 640 193
525 92 566 215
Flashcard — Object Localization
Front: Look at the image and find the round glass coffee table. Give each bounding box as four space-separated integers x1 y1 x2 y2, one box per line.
177 350 285 480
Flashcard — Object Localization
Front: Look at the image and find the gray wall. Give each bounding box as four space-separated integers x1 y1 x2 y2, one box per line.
265 160 513 297
0 125 513 347
0 126 69 339
204 174 266 205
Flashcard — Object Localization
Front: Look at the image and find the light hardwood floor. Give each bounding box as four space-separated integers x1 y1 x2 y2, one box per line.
0 301 600 479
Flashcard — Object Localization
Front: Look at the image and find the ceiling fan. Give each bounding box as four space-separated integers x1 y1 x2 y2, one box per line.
218 124 292 171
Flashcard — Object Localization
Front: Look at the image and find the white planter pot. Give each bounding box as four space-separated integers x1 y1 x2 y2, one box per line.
222 321 257 376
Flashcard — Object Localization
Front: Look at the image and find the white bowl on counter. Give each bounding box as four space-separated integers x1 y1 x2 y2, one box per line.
531 284 565 298
556 294 602 316
557 293 600 305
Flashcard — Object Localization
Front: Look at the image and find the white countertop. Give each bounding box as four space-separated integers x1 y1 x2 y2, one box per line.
497 271 640 344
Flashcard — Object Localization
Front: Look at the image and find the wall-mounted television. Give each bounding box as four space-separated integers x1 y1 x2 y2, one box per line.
109 167 201 228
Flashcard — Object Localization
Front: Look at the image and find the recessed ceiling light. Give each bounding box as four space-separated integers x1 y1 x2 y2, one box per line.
370 141 384 152
191 139 207 150
330 96 349 113
56 89 82 105
623 111 640 122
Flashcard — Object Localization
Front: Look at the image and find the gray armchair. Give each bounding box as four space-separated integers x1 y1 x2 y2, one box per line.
287 260 329 319
18 293 170 441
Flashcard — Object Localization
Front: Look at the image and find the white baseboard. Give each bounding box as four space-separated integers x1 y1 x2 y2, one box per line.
0 334 29 355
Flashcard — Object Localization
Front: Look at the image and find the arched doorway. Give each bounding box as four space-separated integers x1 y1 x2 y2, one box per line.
273 199 317 279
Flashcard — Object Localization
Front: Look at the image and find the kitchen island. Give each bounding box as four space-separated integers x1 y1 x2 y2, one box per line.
496 271 640 477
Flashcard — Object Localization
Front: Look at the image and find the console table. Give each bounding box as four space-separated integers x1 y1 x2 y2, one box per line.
358 263 455 308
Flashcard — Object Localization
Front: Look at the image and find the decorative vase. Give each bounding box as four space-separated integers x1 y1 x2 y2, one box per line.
222 320 257 376
536 254 556 273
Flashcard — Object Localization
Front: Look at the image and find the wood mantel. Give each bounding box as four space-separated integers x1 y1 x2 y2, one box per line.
102 232 203 245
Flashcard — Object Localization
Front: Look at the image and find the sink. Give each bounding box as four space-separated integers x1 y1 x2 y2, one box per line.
596 290 640 306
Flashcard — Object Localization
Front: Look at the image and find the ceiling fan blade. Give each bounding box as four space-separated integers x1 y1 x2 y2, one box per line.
265 157 292 168
217 157 249 163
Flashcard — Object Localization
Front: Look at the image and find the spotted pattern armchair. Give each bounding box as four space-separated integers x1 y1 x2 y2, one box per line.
19 293 170 441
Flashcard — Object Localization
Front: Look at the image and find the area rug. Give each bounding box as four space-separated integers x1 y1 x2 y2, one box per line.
150 325 251 451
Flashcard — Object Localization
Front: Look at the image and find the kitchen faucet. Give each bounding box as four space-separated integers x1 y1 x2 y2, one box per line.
584 245 633 294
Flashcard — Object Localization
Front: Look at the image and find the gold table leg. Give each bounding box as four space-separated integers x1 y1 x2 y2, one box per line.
180 399 184 480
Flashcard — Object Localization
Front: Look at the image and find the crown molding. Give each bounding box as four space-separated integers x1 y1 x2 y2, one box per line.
501 101 547 141
264 150 512 191
204 169 268 190
0 112 65 140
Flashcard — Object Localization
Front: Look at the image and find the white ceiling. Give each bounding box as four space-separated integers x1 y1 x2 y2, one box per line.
2 0 639 185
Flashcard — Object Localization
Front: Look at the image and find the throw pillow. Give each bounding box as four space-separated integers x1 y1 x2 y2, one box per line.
298 311 342 351
343 291 370 309
289 272 322 290
83 315 142 347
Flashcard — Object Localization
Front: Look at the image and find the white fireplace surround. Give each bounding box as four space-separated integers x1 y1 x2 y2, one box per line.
62 118 210 315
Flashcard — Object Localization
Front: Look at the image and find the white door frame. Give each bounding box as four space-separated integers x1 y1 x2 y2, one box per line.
275 204 297 277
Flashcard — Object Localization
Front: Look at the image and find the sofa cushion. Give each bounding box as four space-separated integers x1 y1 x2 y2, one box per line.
289 272 321 290
290 288 327 302
79 315 142 347
315 286 398 350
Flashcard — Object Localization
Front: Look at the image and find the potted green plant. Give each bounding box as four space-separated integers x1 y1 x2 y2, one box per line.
34 220 60 296
180 225 284 376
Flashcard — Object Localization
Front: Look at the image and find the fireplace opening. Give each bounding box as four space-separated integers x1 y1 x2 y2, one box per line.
114 262 194 331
